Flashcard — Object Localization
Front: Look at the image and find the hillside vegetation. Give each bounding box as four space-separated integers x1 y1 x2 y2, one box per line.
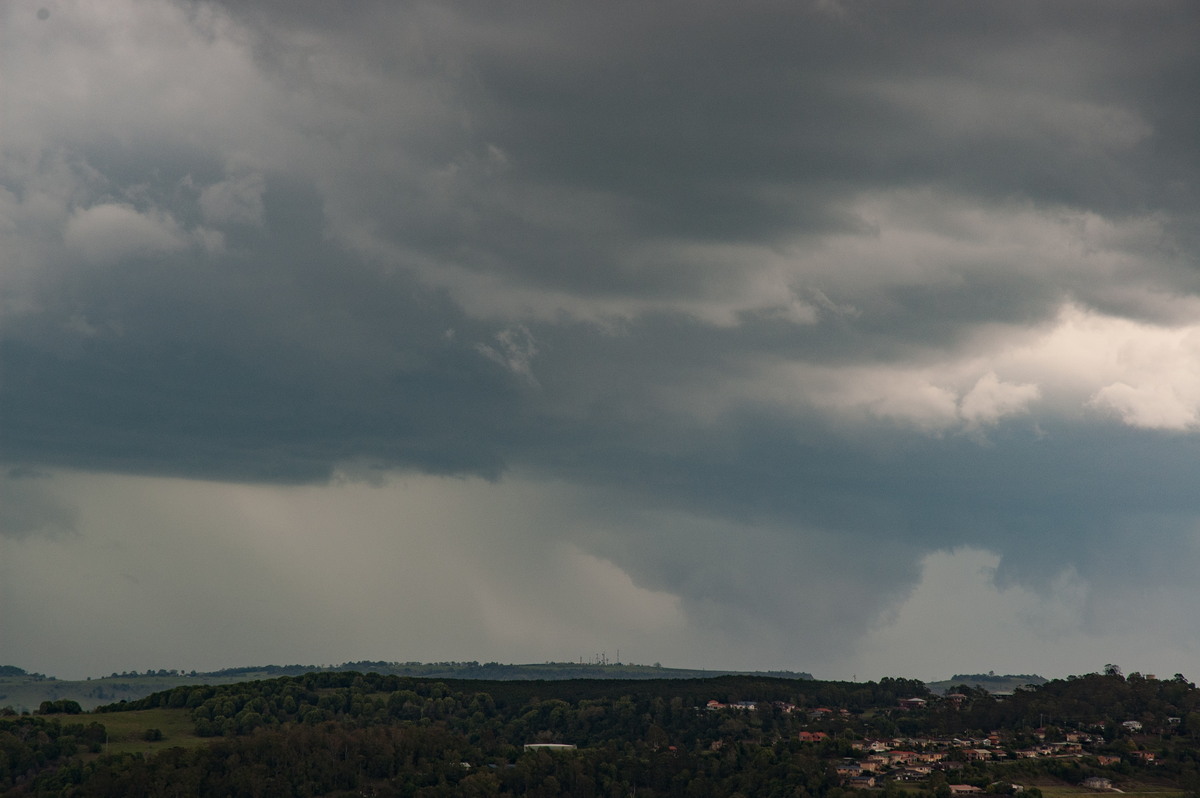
3 669 1198 797
0 662 813 713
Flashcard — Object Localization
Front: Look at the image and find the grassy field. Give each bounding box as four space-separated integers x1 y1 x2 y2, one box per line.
45 707 205 756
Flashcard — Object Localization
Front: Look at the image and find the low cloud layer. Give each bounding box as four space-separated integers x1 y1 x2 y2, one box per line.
3 1 1200 679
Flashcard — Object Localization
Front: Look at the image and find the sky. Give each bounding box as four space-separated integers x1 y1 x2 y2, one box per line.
2 1 1200 683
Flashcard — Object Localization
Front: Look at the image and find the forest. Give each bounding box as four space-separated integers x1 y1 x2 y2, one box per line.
3 669 1200 797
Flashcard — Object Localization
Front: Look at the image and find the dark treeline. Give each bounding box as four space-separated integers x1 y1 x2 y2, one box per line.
21 725 846 797
0 716 107 789
98 671 927 724
7 670 1200 796
924 672 1200 737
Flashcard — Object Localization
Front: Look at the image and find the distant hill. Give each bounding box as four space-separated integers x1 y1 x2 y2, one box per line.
925 671 1047 695
194 661 814 682
0 661 813 712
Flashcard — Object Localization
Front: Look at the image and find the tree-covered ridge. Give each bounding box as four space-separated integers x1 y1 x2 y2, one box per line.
0 661 814 714
7 670 1200 797
929 672 1200 733
96 671 928 736
22 671 913 797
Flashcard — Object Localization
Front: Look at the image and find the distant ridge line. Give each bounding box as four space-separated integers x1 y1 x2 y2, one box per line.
1 661 815 711
193 661 816 681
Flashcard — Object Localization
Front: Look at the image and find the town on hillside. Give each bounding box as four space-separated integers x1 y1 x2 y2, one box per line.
703 671 1191 795
705 700 1157 792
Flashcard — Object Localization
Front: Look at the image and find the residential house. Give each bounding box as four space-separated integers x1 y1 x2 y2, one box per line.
835 762 864 779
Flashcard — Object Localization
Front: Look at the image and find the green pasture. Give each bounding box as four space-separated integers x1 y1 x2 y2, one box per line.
48 707 205 756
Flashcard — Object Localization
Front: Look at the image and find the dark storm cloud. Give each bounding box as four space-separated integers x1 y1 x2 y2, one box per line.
1 177 530 481
3 0 1194 451
205 1 1199 303
4 0 1200 663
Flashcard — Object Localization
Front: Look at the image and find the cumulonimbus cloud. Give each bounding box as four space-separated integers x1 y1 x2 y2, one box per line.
4 0 1200 678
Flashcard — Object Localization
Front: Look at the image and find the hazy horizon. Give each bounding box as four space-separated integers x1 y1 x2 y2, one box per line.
7 657 1060 687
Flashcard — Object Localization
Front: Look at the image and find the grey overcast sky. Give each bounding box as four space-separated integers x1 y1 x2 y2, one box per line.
3 1 1200 682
